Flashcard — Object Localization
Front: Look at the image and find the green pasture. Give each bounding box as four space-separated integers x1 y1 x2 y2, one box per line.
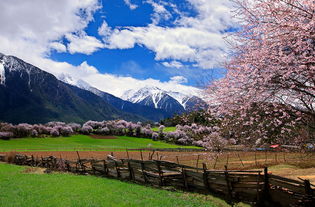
152 127 176 132
0 163 244 207
0 135 200 152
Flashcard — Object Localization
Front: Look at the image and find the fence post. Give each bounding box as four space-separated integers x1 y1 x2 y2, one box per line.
196 155 200 171
31 155 35 167
237 153 244 167
304 179 314 205
91 160 95 175
127 161 134 180
141 161 148 183
264 167 269 192
224 165 233 203
126 149 130 159
114 160 120 178
226 154 229 167
103 160 108 176
213 154 218 169
203 163 210 193
182 167 189 190
156 161 163 186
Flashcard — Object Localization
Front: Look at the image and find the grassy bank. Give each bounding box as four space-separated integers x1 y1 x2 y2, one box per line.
0 135 200 152
0 163 239 207
152 127 176 132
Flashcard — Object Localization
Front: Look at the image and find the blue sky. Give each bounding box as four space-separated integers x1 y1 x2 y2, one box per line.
0 0 235 97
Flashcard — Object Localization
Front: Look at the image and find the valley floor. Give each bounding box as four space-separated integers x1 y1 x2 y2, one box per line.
0 163 247 207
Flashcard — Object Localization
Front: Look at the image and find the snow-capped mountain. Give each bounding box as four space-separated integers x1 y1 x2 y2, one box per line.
0 53 145 124
122 87 207 113
58 74 173 121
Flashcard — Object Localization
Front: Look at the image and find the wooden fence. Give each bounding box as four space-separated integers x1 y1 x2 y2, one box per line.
1 153 314 207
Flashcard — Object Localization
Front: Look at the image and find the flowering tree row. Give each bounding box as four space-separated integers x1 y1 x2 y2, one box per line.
0 120 233 150
208 0 315 145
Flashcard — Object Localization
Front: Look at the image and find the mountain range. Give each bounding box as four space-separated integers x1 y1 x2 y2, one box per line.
0 53 206 124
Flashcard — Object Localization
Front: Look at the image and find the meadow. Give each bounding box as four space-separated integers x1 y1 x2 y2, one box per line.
151 126 176 132
0 135 200 152
0 163 248 207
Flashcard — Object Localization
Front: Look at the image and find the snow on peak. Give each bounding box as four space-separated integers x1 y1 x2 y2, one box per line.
121 86 199 109
0 59 5 85
58 73 77 85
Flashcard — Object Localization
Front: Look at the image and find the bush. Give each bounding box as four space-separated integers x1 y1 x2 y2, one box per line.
0 132 14 140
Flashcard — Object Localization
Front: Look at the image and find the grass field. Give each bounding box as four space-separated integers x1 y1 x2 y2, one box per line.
152 127 176 132
0 163 247 207
0 135 200 152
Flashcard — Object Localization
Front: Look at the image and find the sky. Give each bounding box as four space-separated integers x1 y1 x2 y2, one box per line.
0 0 237 97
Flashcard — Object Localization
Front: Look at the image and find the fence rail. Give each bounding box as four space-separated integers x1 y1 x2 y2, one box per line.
0 153 314 207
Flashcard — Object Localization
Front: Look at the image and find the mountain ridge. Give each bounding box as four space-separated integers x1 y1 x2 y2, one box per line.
0 54 146 124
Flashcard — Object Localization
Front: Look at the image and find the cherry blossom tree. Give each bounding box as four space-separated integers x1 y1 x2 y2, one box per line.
209 0 315 144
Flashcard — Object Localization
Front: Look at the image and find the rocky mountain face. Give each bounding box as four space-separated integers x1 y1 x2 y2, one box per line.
0 53 145 124
122 87 207 114
58 75 172 122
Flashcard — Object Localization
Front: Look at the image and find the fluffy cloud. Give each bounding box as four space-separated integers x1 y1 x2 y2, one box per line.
169 76 188 84
0 0 101 58
100 0 235 69
124 0 138 10
162 61 184 68
0 0 223 98
66 33 105 55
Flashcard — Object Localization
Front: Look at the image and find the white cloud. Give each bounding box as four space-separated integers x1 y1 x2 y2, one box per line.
66 32 105 55
102 24 227 68
98 21 112 38
169 76 188 84
124 0 138 10
50 42 67 53
100 0 235 69
146 0 172 24
0 0 215 98
162 61 184 68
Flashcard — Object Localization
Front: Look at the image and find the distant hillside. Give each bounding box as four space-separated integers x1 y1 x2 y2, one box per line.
0 53 146 124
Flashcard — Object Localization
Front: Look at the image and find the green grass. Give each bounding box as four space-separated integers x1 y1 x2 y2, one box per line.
152 127 176 132
0 135 201 152
0 163 236 207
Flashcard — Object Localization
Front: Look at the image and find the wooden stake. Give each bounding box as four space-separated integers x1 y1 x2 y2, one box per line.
141 161 147 183
255 151 258 166
213 154 218 169
127 161 134 180
196 155 200 170
182 167 189 190
226 153 229 167
126 149 130 159
176 156 179 164
140 150 143 161
156 161 163 186
76 151 81 161
103 160 108 176
237 153 244 167
224 165 233 202
202 163 210 192
114 160 120 178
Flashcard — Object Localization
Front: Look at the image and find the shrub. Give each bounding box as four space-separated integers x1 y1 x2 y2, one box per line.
31 130 38 137
50 128 60 137
0 132 14 140
81 125 93 135
59 126 73 136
